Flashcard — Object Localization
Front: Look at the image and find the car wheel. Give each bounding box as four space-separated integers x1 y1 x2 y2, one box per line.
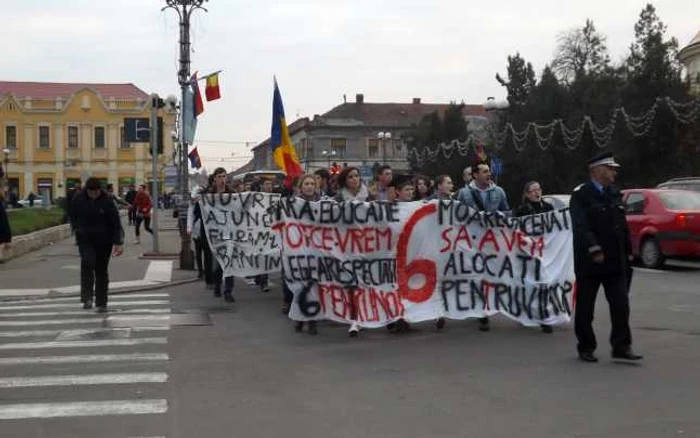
640 238 665 269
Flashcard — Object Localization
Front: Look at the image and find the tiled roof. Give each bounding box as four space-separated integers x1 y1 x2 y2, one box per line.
319 102 488 127
0 81 148 100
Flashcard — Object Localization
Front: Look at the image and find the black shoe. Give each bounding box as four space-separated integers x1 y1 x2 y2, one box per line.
386 322 397 331
478 318 490 332
95 306 108 314
612 349 643 361
579 352 599 363
436 318 445 331
294 321 304 333
541 324 553 334
262 286 270 293
214 290 222 298
83 300 93 310
308 321 318 335
397 319 411 332
224 293 235 303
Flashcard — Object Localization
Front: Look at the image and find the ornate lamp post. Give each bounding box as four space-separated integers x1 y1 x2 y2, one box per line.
377 132 392 164
163 0 208 270
1 148 9 197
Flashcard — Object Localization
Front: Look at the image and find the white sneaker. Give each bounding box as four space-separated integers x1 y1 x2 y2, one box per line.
135 238 140 244
348 322 360 337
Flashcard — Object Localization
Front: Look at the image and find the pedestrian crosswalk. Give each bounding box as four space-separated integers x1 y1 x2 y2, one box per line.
0 291 173 437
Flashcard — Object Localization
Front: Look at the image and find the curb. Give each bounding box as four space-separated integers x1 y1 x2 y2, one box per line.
0 277 200 303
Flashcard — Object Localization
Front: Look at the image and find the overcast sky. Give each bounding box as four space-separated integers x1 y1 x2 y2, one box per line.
2 0 698 171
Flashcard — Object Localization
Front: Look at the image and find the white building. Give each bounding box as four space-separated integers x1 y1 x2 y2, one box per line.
679 30 700 94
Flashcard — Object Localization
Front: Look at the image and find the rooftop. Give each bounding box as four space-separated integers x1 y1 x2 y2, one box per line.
0 81 149 100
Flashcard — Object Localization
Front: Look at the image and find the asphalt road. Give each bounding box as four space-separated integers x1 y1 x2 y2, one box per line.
1 260 699 438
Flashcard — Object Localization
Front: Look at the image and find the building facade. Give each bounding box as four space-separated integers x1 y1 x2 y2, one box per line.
248 94 488 178
679 30 700 94
0 81 176 200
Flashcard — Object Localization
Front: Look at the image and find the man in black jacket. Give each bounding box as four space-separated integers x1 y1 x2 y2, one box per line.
570 152 642 363
70 178 124 312
124 184 137 225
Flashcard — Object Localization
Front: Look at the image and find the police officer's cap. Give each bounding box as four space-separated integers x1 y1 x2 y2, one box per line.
587 152 621 169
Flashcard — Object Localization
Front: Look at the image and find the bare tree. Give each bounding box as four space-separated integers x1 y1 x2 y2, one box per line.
552 19 610 83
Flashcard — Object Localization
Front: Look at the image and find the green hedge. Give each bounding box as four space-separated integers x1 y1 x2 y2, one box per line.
7 208 66 236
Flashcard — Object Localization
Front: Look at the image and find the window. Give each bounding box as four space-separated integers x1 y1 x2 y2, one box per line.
68 126 79 148
330 138 346 157
624 193 646 214
120 127 130 149
657 191 700 210
39 126 50 149
368 138 379 158
5 126 17 149
94 126 105 148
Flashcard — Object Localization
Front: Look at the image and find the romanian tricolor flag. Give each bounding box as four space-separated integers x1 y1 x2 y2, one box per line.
205 73 221 101
190 72 204 116
270 78 302 185
188 147 202 169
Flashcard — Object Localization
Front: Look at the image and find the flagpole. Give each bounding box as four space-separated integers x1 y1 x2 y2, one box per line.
197 70 223 82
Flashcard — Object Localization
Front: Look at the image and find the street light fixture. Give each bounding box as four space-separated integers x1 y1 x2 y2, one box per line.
377 131 391 164
1 148 10 195
322 149 337 169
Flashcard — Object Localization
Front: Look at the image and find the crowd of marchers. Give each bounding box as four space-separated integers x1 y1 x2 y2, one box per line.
184 151 642 364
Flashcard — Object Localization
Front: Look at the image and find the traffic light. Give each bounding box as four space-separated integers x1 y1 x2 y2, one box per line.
148 97 165 155
330 162 340 175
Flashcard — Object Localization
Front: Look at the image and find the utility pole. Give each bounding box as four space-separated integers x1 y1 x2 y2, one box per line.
150 94 161 254
163 0 208 270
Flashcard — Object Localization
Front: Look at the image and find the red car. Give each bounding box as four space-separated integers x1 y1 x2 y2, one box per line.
622 189 700 268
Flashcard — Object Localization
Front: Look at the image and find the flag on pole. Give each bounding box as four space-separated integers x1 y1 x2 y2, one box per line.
183 88 198 144
270 78 302 186
205 73 221 101
188 147 202 169
190 72 204 116
474 139 488 162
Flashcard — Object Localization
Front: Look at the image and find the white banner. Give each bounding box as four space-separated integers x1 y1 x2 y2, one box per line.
200 192 282 277
275 199 575 327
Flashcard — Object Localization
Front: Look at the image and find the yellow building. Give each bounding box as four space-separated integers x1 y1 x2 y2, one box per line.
0 81 176 200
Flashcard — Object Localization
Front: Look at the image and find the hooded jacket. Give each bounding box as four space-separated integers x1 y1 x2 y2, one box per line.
457 181 511 214
70 189 124 246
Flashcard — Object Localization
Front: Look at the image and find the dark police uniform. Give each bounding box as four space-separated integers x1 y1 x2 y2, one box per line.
570 153 640 361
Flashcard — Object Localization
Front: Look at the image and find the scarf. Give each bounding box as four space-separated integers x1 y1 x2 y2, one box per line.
339 184 369 202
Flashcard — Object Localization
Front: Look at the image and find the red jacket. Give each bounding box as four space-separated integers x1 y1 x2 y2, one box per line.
133 191 153 218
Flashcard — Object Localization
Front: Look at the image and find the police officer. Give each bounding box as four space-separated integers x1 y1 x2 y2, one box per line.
570 152 642 363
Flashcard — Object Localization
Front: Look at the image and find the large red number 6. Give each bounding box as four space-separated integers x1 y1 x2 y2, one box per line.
396 202 438 303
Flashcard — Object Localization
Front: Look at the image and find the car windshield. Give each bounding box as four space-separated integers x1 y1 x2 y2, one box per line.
657 191 700 210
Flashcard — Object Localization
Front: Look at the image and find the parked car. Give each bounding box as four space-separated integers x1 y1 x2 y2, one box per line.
543 194 571 210
622 189 700 269
657 177 700 192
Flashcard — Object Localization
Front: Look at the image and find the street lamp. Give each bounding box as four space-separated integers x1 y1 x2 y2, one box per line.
163 0 208 270
377 132 392 164
321 149 337 169
1 148 9 197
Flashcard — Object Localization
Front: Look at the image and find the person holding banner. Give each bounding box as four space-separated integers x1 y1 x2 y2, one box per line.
428 175 455 331
334 166 374 337
570 152 642 363
457 163 511 332
412 175 433 201
210 167 235 302
387 175 415 333
514 181 554 334
285 174 320 335
254 179 275 293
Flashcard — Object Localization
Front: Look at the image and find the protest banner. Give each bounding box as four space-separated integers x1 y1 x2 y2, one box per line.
274 199 575 327
199 192 282 277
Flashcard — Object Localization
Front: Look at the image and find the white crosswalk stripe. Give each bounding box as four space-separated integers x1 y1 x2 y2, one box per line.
0 291 172 436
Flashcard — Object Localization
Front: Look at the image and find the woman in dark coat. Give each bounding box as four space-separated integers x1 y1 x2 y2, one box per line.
514 181 554 334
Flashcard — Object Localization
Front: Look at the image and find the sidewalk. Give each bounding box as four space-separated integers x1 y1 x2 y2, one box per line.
0 210 197 299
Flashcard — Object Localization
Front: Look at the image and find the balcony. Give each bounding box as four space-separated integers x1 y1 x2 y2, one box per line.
92 148 108 161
